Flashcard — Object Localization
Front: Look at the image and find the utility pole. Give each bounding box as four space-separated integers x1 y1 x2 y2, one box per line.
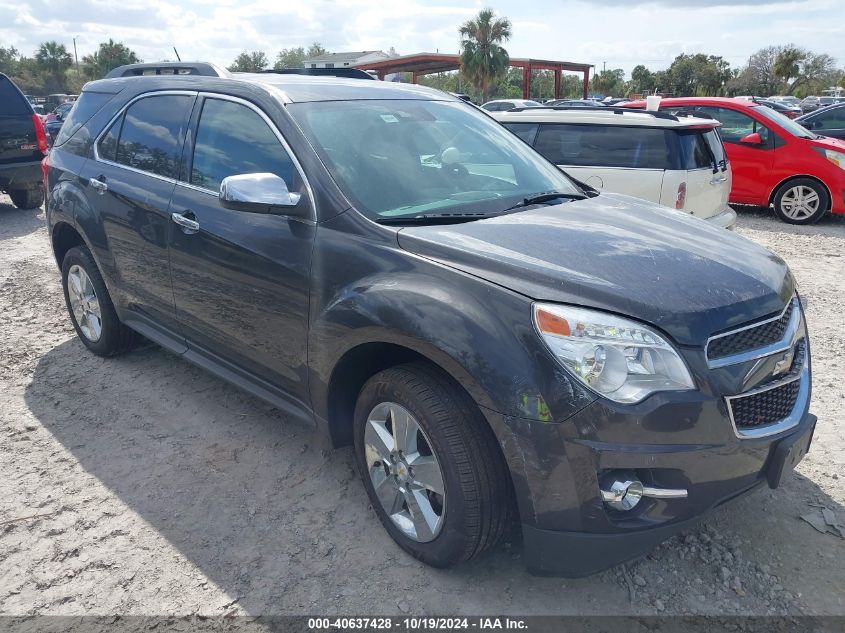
73 36 80 77
602 60 606 73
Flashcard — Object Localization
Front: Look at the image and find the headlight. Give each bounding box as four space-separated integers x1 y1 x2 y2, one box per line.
533 303 694 404
815 147 845 170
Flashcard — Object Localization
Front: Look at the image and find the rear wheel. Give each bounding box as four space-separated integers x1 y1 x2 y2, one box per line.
772 178 828 224
9 186 44 210
353 362 513 568
61 245 135 356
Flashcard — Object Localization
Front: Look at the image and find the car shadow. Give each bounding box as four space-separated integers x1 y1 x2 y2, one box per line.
0 199 46 241
732 204 845 238
22 338 845 615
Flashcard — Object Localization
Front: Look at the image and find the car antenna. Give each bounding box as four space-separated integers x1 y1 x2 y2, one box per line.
173 47 182 62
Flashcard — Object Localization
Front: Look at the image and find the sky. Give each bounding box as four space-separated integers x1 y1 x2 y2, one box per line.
1 0 843 77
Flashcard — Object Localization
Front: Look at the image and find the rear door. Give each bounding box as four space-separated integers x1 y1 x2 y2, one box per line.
167 94 314 405
79 91 195 338
532 122 667 202
674 127 730 220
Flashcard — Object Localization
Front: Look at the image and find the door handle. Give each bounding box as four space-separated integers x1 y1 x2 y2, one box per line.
171 211 200 234
88 177 108 194
710 177 727 185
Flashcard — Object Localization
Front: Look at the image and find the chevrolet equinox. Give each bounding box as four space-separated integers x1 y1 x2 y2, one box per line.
44 67 815 576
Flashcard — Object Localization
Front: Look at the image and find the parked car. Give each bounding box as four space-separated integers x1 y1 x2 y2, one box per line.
45 67 815 577
797 103 845 141
480 99 542 112
817 96 836 109
625 97 845 224
545 99 606 108
44 102 73 123
756 99 802 119
769 96 801 108
493 107 736 228
800 96 821 113
0 73 48 209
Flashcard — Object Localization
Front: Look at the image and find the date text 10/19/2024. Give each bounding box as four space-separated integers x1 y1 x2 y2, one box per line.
308 617 528 630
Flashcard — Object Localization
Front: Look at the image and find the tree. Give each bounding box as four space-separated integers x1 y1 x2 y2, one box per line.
35 41 73 89
274 46 306 69
630 64 654 95
458 8 512 103
81 40 141 80
591 68 625 97
0 46 21 76
227 51 268 72
307 42 327 58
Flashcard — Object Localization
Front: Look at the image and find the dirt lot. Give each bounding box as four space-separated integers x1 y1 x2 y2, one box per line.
1 196 844 617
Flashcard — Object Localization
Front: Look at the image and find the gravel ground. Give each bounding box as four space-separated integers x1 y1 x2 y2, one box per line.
1 196 844 617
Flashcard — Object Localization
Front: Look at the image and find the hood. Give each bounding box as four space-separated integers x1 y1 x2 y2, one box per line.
811 135 845 151
397 194 793 347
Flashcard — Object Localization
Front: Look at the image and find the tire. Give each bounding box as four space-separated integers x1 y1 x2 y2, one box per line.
61 245 135 356
9 186 44 210
353 362 513 568
772 178 829 225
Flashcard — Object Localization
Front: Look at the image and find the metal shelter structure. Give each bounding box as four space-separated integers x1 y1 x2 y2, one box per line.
353 53 594 99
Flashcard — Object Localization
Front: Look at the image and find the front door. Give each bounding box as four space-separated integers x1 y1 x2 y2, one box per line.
167 95 315 406
80 92 195 337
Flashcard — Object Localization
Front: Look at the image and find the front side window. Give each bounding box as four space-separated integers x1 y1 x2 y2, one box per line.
289 99 581 220
688 107 760 144
812 107 845 128
190 98 299 193
114 94 193 179
534 123 671 169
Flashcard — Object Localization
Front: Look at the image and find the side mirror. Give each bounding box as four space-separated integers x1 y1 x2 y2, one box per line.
219 173 305 216
739 132 763 145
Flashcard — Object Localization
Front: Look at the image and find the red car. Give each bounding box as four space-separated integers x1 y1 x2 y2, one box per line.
626 97 845 224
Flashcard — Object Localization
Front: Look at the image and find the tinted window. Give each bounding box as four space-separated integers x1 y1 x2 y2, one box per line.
190 98 298 193
503 122 539 145
687 107 764 144
534 123 671 169
0 76 30 115
54 91 113 147
809 106 845 129
97 117 121 161
702 128 727 168
678 130 713 169
115 95 193 179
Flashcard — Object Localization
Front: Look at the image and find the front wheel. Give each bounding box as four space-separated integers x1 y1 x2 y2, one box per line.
353 363 513 568
772 178 829 224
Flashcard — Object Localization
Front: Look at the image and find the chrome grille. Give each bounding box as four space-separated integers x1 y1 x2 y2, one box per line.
708 300 794 362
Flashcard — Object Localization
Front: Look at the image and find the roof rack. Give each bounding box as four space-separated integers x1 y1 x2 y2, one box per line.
104 62 228 79
261 68 375 80
508 105 682 121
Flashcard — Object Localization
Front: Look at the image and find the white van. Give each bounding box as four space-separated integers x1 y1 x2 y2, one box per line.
492 107 736 228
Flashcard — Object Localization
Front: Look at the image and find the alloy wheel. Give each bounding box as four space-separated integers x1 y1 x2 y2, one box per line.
67 264 103 342
363 402 446 542
780 185 821 221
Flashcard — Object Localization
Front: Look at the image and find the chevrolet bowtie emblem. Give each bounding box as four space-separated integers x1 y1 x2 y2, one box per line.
773 347 795 376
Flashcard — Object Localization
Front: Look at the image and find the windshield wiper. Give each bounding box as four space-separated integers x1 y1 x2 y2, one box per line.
502 190 588 212
376 213 497 225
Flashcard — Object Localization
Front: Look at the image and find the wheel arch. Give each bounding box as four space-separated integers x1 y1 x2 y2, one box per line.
51 221 87 268
768 174 832 209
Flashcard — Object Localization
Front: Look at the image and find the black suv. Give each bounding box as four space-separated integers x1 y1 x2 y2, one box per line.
1 73 47 209
45 67 815 576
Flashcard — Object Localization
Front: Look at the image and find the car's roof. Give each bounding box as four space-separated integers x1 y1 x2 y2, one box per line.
625 97 755 109
492 108 719 128
84 73 456 104
483 99 538 104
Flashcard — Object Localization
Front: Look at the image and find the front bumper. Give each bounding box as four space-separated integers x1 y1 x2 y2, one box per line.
519 411 815 576
705 205 737 230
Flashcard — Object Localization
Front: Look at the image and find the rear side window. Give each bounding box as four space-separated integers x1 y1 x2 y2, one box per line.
97 118 121 162
534 123 671 169
112 95 193 179
812 107 845 128
190 98 297 193
677 130 714 169
502 122 539 145
0 76 31 116
53 92 114 147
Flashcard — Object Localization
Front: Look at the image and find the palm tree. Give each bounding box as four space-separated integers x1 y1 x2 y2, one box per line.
35 41 73 79
459 9 512 103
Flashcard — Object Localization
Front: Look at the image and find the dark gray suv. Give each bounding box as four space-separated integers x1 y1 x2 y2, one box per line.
44 67 815 576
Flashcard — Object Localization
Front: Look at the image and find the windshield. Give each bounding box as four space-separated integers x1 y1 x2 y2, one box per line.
288 99 581 220
752 104 816 139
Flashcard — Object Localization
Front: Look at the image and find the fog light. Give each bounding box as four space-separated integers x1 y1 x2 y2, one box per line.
600 472 643 511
